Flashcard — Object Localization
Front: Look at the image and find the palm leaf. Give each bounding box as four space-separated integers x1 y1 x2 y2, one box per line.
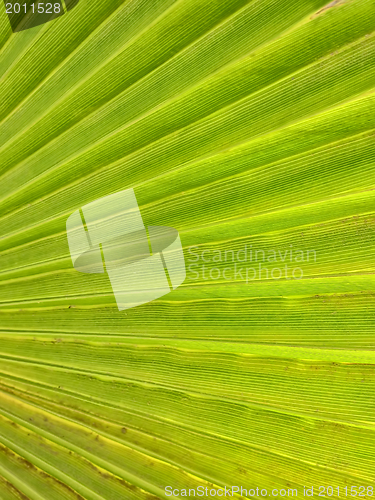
0 0 374 497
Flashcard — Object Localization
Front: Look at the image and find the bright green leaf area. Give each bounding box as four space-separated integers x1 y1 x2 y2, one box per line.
0 0 374 498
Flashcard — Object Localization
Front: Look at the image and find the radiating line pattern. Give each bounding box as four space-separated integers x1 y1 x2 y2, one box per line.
0 0 375 498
